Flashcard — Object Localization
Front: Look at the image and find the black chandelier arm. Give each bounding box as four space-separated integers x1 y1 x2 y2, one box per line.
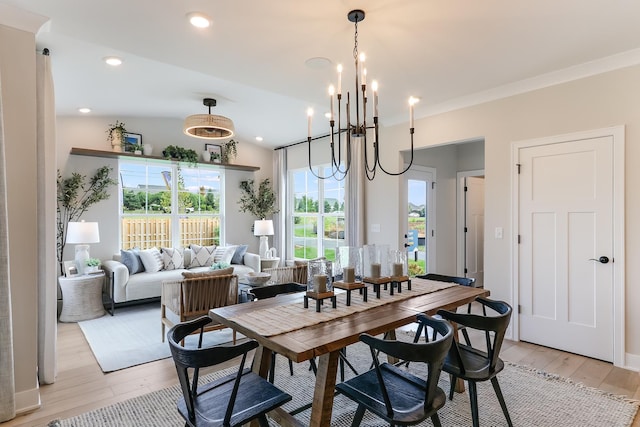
374 128 416 176
307 137 349 181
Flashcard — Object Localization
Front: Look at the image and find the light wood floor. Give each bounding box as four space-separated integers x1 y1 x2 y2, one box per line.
3 321 640 427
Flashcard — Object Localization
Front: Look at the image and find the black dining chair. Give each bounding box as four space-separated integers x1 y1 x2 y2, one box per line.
415 273 476 344
167 316 292 427
437 297 513 427
336 314 454 427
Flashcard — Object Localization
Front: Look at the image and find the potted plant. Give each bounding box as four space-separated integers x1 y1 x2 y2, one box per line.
238 179 279 219
162 145 199 165
57 166 117 275
221 139 238 163
85 258 101 273
211 152 221 163
106 121 127 152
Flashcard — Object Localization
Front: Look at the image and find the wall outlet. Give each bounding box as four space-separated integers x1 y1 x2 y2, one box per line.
371 224 381 233
495 227 503 239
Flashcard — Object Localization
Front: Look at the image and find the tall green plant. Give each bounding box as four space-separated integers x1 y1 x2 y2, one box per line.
238 179 279 219
57 166 117 274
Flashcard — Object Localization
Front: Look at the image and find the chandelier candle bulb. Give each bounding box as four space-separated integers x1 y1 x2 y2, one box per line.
371 263 381 278
337 64 343 95
329 85 335 121
307 108 313 138
343 267 355 283
314 274 327 293
372 81 379 117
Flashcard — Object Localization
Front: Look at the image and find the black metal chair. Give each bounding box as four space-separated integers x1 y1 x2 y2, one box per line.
437 297 513 427
336 314 454 427
415 273 476 344
167 316 292 427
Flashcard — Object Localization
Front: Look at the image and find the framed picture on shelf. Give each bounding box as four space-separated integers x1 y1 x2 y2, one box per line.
63 260 78 277
123 132 142 152
205 143 222 163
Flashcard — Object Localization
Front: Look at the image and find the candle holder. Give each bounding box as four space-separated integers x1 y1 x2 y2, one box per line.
362 244 391 299
389 249 411 294
333 246 367 306
305 259 336 312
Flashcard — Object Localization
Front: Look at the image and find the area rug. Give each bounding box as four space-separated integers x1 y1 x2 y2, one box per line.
49 339 638 426
77 302 238 372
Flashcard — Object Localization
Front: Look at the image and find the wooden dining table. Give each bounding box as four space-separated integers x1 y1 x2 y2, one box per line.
209 277 489 427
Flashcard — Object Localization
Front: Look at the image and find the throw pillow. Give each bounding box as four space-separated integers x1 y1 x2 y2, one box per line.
190 244 216 268
139 247 164 273
120 249 145 274
213 245 237 265
161 247 184 270
182 267 234 279
231 244 248 265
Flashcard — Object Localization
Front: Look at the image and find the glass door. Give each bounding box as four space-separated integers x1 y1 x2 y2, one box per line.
404 167 435 276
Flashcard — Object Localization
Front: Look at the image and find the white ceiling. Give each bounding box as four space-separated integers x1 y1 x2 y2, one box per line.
3 0 640 147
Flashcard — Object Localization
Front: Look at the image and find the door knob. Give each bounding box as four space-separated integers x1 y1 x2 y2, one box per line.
589 256 610 264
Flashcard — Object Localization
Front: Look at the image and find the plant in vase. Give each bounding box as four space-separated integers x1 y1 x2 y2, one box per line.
238 178 279 219
221 139 238 163
106 121 127 152
162 145 199 166
85 258 101 273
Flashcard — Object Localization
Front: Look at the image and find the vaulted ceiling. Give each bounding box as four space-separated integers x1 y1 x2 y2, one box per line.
3 0 640 147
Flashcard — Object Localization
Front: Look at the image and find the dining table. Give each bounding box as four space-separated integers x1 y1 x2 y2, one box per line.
209 277 489 427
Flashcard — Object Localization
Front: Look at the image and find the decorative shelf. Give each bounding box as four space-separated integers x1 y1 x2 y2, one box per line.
69 147 260 172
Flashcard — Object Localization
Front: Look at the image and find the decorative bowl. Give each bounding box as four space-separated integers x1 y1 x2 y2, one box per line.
244 272 271 286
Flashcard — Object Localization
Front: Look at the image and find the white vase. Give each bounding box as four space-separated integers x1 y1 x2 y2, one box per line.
202 150 211 162
143 144 153 156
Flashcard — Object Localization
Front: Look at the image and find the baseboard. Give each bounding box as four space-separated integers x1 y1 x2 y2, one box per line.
15 386 41 415
624 352 640 372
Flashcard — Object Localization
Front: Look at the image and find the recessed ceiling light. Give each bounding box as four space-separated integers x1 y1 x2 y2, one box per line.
305 57 332 70
78 107 91 114
103 56 122 66
187 12 211 28
255 136 263 142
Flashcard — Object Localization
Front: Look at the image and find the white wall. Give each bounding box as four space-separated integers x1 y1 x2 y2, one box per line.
371 64 640 365
56 116 275 259
0 23 41 412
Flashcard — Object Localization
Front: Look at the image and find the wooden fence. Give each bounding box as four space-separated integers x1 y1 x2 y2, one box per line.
121 217 220 249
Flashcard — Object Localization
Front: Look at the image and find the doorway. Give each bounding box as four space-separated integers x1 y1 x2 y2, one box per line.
512 126 625 365
404 167 436 276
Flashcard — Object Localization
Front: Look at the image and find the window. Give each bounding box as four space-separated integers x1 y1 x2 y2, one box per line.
290 167 345 261
120 160 222 249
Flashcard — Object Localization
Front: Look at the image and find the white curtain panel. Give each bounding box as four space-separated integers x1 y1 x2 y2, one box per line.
36 50 57 384
0 66 16 422
273 148 287 261
345 137 365 247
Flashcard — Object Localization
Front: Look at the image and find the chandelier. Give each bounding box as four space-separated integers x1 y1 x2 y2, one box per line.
307 9 417 181
184 98 235 139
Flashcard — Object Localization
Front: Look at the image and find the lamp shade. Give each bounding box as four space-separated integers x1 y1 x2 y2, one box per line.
66 221 100 244
183 114 235 139
254 219 274 236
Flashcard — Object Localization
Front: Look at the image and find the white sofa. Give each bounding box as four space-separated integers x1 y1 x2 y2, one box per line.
102 248 259 305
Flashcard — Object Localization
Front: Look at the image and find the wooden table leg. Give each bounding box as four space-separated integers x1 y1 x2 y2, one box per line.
309 350 340 427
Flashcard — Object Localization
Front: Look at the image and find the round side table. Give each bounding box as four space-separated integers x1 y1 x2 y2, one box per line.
58 273 106 322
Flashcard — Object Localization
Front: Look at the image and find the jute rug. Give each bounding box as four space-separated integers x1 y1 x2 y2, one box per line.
48 338 638 427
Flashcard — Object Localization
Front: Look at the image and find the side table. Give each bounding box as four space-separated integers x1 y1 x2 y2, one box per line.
58 273 106 322
260 257 280 271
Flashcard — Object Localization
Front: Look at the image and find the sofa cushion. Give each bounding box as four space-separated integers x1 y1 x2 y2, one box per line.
213 246 237 264
121 249 145 274
231 244 249 265
139 247 164 273
182 267 234 279
161 247 184 270
190 244 216 268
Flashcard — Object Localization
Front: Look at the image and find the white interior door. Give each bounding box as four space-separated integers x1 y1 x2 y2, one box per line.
518 135 615 361
464 176 485 287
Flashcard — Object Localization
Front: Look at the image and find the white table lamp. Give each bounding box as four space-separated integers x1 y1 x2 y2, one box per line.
254 219 274 258
66 221 100 275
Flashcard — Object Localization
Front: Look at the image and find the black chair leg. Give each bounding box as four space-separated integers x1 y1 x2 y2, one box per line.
351 404 366 427
258 414 270 427
468 381 480 427
448 375 457 400
269 352 276 383
288 359 294 376
491 377 513 427
431 413 443 427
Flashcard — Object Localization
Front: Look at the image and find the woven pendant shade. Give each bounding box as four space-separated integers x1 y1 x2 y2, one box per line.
183 98 235 139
